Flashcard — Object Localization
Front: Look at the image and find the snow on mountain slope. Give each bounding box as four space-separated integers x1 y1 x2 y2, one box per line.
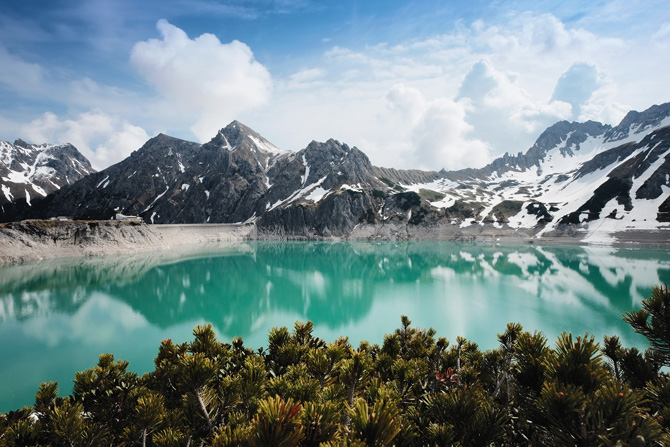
0 140 95 209
399 105 670 242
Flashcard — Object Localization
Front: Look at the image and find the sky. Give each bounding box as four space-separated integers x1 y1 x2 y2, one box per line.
0 0 669 171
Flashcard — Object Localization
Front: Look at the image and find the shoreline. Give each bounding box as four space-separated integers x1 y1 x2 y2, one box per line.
0 219 668 265
0 220 257 265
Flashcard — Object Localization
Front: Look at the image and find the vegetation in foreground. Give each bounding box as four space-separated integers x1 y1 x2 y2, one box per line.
1 286 669 447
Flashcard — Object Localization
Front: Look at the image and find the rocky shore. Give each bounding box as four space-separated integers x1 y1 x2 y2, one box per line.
0 220 256 264
0 219 668 265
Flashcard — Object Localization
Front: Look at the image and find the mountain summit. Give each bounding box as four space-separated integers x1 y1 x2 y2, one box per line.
0 140 94 210
2 106 669 243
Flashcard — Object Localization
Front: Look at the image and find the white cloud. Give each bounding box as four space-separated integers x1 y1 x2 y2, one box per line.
456 60 572 152
385 84 424 126
130 19 272 142
577 80 630 125
21 111 150 170
386 84 491 170
243 10 658 171
551 63 601 119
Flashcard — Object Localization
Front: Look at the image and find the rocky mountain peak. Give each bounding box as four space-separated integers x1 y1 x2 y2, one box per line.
308 139 380 189
208 120 285 165
604 102 670 142
138 133 181 151
131 134 197 161
0 139 95 207
456 119 612 180
13 139 31 149
527 120 610 158
223 119 251 135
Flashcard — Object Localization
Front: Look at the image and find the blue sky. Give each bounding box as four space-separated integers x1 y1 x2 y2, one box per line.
1 0 669 170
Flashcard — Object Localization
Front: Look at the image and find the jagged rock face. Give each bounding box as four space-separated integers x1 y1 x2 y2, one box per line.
372 166 443 185
259 139 386 236
604 103 670 142
0 140 94 208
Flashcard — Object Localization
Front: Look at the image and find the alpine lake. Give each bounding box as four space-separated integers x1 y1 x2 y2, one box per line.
1 240 669 412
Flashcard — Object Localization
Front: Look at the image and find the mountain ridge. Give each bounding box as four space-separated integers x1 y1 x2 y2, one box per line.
2 102 669 244
0 140 95 210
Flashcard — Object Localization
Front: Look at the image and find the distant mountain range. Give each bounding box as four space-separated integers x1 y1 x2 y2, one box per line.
2 103 669 242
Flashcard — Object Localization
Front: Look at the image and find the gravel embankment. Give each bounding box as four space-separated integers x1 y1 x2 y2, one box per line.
0 220 256 264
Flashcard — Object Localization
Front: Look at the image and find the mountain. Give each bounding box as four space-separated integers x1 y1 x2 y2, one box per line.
2 103 669 243
0 139 94 211
401 102 670 242
1 121 387 235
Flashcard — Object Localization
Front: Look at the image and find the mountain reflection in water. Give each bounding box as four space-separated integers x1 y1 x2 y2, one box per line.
1 241 669 411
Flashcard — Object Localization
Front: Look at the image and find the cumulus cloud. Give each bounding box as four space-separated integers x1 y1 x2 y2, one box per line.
21 111 150 170
386 84 491 170
577 79 630 125
456 60 571 153
551 63 601 119
130 19 272 142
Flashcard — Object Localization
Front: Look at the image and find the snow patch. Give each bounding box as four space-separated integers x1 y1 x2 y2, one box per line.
2 185 13 202
243 213 257 224
96 175 110 188
341 184 363 192
429 195 456 209
5 171 29 183
249 135 285 155
32 184 47 197
142 187 169 213
301 155 310 186
305 186 330 203
507 202 540 228
218 132 234 151
269 175 328 211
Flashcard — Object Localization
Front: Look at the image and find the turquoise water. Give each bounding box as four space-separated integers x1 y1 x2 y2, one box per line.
1 241 669 412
